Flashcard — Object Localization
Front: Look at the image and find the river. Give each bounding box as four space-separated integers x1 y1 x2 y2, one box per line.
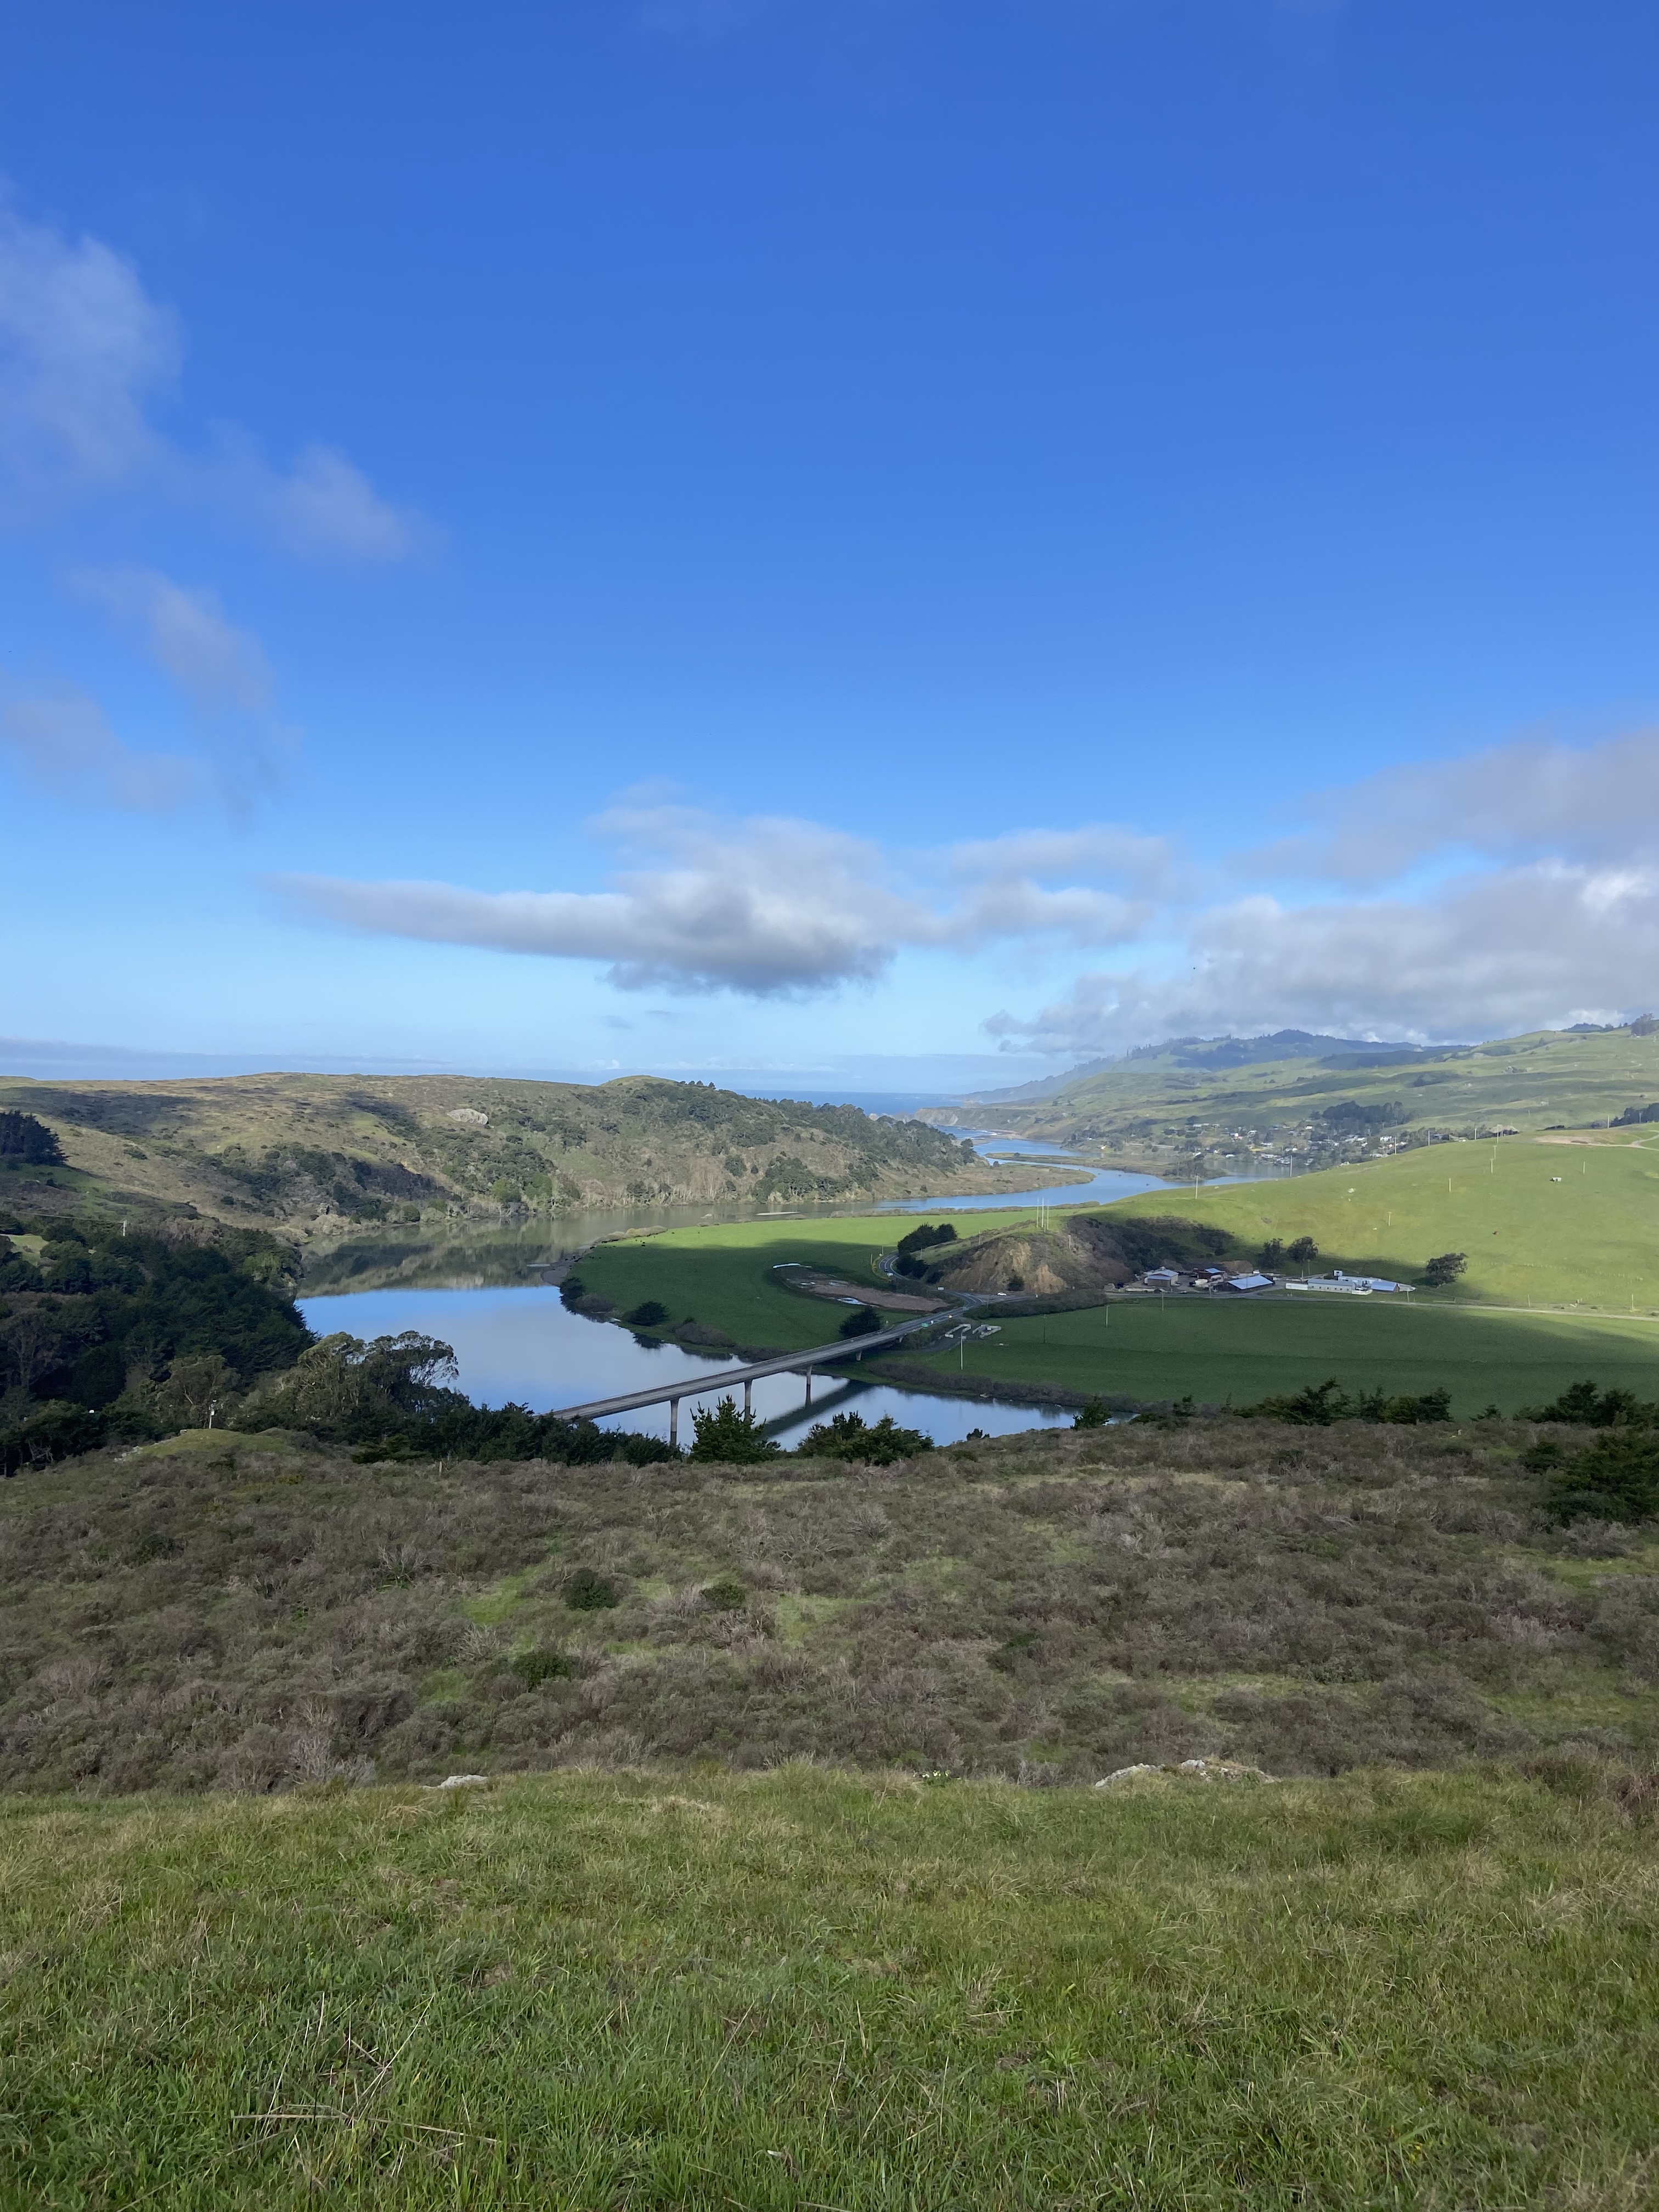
296 1128 1277 1449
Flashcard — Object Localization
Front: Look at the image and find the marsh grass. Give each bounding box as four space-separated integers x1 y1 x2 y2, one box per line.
1 1764 1657 2208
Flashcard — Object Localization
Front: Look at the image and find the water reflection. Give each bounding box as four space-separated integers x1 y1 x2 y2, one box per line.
296 1283 1074 1449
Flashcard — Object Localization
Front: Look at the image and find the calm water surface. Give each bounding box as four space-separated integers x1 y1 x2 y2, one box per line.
296 1128 1285 1446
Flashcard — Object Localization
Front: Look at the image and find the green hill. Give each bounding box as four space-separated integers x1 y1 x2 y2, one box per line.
0 1071 1035 1243
938 1022 1659 1177
1109 1132 1659 1314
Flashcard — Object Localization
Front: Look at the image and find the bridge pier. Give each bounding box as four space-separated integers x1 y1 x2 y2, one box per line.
743 1378 752 1413
669 1397 680 1448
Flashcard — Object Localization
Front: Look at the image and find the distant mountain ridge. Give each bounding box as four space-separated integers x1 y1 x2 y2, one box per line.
966 1031 1434 1105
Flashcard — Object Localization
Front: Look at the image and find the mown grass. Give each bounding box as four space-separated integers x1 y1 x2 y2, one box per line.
1112 1135 1659 1313
2 1764 1657 2209
907 1294 1659 1414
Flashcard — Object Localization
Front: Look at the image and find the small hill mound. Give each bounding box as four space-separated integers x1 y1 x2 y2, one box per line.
934 1212 1240 1295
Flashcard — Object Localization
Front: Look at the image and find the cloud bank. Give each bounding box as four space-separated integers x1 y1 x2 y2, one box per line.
274 729 1659 1051
273 804 1156 996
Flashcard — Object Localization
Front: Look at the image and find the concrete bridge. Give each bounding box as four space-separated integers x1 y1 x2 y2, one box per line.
554 1314 937 1446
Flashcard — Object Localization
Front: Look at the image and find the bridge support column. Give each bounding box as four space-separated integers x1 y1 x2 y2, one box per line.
669 1397 679 1448
743 1378 752 1413
803 1368 813 1407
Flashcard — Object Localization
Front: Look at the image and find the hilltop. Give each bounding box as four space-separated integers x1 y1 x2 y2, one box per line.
0 1071 1039 1243
925 1020 1659 1176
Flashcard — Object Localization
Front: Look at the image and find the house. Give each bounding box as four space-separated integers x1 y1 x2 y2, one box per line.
1143 1267 1181 1286
1288 1276 1373 1296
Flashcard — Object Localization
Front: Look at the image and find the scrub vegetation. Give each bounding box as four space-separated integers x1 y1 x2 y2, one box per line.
0 1072 1030 1243
3 1415 1657 1796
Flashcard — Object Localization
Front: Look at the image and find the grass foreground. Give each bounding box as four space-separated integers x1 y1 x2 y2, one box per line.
2 1762 1657 2209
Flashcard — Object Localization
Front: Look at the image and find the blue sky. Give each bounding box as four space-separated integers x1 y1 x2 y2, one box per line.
5 0 1659 1088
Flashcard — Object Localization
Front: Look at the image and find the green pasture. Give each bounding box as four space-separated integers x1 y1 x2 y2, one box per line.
579 1210 1040 1350
904 1294 1659 1415
3 1765 1657 2209
1120 1135 1659 1313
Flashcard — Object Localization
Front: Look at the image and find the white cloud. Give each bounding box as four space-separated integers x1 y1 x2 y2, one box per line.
0 686 202 812
271 804 1159 996
0 194 433 562
72 566 273 711
0 195 178 501
986 861 1659 1057
206 433 439 565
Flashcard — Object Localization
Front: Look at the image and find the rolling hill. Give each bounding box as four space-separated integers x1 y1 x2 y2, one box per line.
0 1071 1039 1243
925 1022 1659 1178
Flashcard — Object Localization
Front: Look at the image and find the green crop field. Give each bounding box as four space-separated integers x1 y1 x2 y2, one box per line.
900 1293 1659 1415
1113 1134 1659 1314
579 1210 1044 1350
579 1177 1659 1412
3 1765 1657 2210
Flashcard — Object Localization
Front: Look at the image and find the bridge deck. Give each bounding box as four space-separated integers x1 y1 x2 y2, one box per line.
555 1316 930 1426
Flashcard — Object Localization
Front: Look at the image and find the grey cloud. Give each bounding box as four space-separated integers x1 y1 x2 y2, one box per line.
72 567 274 711
1259 730 1659 886
0 196 433 563
270 805 1159 996
987 861 1659 1058
0 687 204 812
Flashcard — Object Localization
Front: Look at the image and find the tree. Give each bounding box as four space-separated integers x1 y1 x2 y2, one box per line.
0 1111 63 1165
795 1410 933 1463
689 1396 780 1463
1423 1251 1467 1287
1259 1239 1286 1269
1287 1236 1319 1265
839 1306 883 1339
624 1300 669 1328
1542 1431 1659 1523
1073 1397 1109 1429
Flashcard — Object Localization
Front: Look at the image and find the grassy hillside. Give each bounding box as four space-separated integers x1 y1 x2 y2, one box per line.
1108 1133 1659 1313
3 1418 1656 1795
945 1023 1659 1175
0 1072 1032 1242
3 1764 1657 2209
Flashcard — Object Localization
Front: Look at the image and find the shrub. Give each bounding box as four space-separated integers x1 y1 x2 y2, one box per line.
558 1276 586 1308
1520 1380 1655 1427
839 1306 883 1340
702 1577 748 1612
795 1411 934 1463
564 1568 620 1611
509 1645 572 1688
624 1301 669 1328
1074 1398 1109 1429
1543 1432 1659 1525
